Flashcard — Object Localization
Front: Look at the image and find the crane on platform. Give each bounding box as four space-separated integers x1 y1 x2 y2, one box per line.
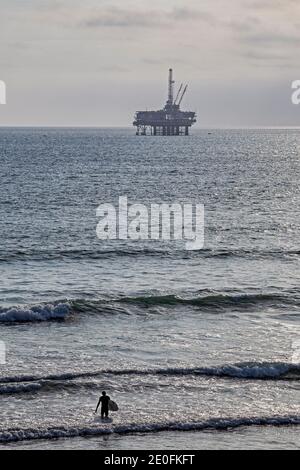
174 84 183 105
178 85 188 107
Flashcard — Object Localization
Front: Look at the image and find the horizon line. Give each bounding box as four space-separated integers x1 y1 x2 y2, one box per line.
0 126 300 130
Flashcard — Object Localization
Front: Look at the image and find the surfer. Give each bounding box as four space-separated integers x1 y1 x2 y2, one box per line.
95 391 111 418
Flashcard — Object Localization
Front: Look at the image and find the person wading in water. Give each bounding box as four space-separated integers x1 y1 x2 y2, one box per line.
95 391 110 419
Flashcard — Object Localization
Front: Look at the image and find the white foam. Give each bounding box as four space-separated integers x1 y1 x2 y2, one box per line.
0 303 70 322
0 383 42 395
0 361 299 387
145 362 300 379
197 362 300 379
0 415 299 443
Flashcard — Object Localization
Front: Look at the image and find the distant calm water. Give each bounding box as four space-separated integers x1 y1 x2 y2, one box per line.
0 128 299 449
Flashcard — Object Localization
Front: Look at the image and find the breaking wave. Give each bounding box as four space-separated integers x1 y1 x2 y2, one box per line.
1 290 299 323
0 362 299 393
0 303 70 323
0 383 43 395
0 415 299 443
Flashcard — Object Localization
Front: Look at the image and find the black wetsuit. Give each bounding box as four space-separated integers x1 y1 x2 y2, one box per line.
100 395 110 418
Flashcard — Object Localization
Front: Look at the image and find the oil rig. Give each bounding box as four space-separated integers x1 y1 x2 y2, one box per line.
133 69 197 136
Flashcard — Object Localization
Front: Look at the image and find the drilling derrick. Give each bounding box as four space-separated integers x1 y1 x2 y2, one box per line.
133 69 197 136
166 68 175 108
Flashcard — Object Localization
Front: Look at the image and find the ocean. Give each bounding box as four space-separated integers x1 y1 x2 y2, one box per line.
0 127 299 450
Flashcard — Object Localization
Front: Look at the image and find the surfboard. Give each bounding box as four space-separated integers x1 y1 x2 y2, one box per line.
108 400 119 412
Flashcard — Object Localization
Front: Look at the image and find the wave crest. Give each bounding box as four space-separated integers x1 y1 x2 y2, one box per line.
0 415 299 443
0 303 70 323
119 292 298 309
0 362 299 390
0 289 299 323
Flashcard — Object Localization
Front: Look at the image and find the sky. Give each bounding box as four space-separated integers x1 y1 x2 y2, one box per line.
0 0 300 127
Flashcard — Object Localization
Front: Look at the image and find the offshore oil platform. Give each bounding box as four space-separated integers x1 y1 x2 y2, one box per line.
133 69 197 136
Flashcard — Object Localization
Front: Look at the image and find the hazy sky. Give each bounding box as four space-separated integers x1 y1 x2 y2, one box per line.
0 0 300 127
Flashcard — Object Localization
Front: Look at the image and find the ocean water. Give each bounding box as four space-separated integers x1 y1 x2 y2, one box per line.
0 127 299 450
